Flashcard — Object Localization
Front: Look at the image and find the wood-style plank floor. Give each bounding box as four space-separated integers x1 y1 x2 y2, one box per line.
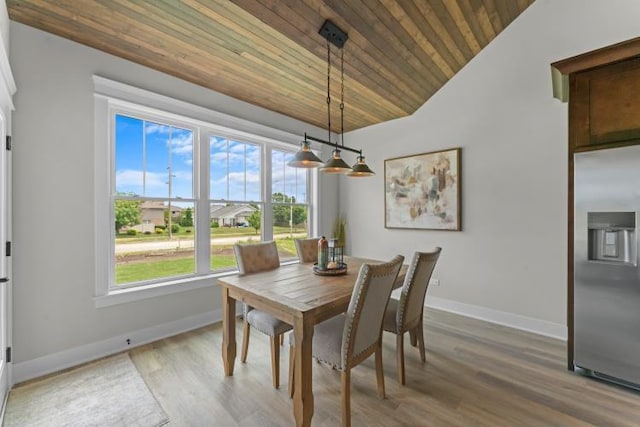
124 308 640 426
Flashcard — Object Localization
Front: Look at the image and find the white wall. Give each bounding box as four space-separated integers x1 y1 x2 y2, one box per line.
341 0 640 337
8 22 334 378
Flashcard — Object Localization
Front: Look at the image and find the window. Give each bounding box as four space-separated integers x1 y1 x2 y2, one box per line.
209 137 262 271
271 149 309 260
114 115 195 286
94 77 314 305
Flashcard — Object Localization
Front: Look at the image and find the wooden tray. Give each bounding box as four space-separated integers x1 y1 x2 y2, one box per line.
313 262 348 276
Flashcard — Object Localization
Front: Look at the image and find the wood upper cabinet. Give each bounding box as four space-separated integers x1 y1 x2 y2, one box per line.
570 58 640 150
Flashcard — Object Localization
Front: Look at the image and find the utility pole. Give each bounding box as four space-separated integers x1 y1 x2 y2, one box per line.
167 165 175 239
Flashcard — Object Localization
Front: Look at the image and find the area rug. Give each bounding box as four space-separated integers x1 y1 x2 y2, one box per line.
3 353 169 427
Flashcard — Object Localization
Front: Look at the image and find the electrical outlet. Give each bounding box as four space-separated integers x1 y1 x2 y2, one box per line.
430 279 440 287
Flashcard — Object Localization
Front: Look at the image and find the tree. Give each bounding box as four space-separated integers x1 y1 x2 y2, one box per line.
180 207 194 227
271 193 306 228
115 199 141 233
247 210 261 235
291 206 307 227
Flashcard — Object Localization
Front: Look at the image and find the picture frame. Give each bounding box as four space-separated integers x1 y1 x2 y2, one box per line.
384 147 461 231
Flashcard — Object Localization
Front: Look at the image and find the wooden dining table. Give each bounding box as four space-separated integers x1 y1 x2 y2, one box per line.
218 256 405 427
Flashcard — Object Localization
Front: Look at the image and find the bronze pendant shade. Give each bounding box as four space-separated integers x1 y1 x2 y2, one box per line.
288 140 324 168
347 155 375 177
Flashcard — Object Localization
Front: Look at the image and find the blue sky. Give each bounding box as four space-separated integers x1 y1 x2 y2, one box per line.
115 114 307 204
115 115 193 199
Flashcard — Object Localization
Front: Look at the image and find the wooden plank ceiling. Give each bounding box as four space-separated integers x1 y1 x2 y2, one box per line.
7 0 534 132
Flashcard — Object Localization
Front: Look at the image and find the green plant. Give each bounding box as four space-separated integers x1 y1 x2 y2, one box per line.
180 207 194 227
247 210 261 235
171 224 180 233
114 198 141 233
155 229 164 234
155 225 166 231
332 214 346 247
126 229 137 236
211 221 219 228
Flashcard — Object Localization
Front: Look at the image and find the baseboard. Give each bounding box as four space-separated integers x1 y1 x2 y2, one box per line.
13 297 567 384
12 309 223 384
0 377 8 427
426 296 567 341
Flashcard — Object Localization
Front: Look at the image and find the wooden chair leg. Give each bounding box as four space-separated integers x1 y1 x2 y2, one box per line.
409 328 417 347
396 333 405 385
341 370 351 427
240 320 250 363
375 343 385 399
416 321 426 363
288 344 295 398
270 336 280 389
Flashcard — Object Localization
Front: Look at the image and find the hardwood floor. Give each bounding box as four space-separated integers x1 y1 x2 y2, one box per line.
124 308 640 426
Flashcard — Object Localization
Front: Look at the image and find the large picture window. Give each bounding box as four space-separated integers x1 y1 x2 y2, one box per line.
114 115 195 286
95 78 313 303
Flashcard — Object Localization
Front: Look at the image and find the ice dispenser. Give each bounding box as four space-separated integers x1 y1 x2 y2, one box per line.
587 212 636 265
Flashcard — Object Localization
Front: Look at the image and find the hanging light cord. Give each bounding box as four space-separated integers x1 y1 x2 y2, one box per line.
326 39 332 144
340 48 345 147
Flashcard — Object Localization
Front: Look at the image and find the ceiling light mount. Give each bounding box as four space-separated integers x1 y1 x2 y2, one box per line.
319 20 348 49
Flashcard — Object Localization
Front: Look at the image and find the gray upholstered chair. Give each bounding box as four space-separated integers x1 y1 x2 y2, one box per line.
383 248 441 385
289 255 404 427
294 237 320 263
233 241 292 388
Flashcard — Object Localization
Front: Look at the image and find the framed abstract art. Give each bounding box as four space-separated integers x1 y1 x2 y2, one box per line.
384 148 461 231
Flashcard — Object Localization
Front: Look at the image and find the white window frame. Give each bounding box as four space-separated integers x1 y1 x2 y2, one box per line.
93 76 317 307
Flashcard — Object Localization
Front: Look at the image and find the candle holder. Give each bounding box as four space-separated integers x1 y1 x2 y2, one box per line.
313 237 347 275
328 238 344 268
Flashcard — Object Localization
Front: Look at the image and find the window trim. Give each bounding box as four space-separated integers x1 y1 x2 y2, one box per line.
94 76 317 307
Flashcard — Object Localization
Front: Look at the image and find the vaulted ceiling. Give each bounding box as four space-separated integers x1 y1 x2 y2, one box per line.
6 0 534 132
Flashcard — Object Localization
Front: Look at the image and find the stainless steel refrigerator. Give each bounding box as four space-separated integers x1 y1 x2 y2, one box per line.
574 144 640 388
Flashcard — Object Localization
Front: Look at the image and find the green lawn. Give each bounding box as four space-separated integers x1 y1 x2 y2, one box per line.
116 257 198 284
115 238 300 285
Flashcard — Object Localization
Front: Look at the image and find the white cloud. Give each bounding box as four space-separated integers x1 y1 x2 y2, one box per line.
211 152 229 163
116 169 167 190
172 133 193 156
116 169 143 187
228 171 260 184
145 123 170 135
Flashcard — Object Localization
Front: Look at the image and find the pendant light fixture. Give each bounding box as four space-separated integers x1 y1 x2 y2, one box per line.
287 137 324 168
287 20 374 177
347 154 375 177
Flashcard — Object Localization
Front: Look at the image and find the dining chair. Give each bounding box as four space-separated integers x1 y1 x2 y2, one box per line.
233 241 292 388
288 255 404 427
294 237 320 263
383 248 441 385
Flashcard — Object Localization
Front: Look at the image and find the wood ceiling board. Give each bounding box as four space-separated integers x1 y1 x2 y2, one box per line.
481 0 504 36
412 1 468 70
7 0 534 131
239 0 429 110
185 0 403 128
324 0 445 92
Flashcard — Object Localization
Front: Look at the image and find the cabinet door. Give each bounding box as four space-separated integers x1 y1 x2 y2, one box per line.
570 57 640 150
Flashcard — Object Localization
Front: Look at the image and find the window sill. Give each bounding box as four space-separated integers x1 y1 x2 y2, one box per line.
94 271 239 308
